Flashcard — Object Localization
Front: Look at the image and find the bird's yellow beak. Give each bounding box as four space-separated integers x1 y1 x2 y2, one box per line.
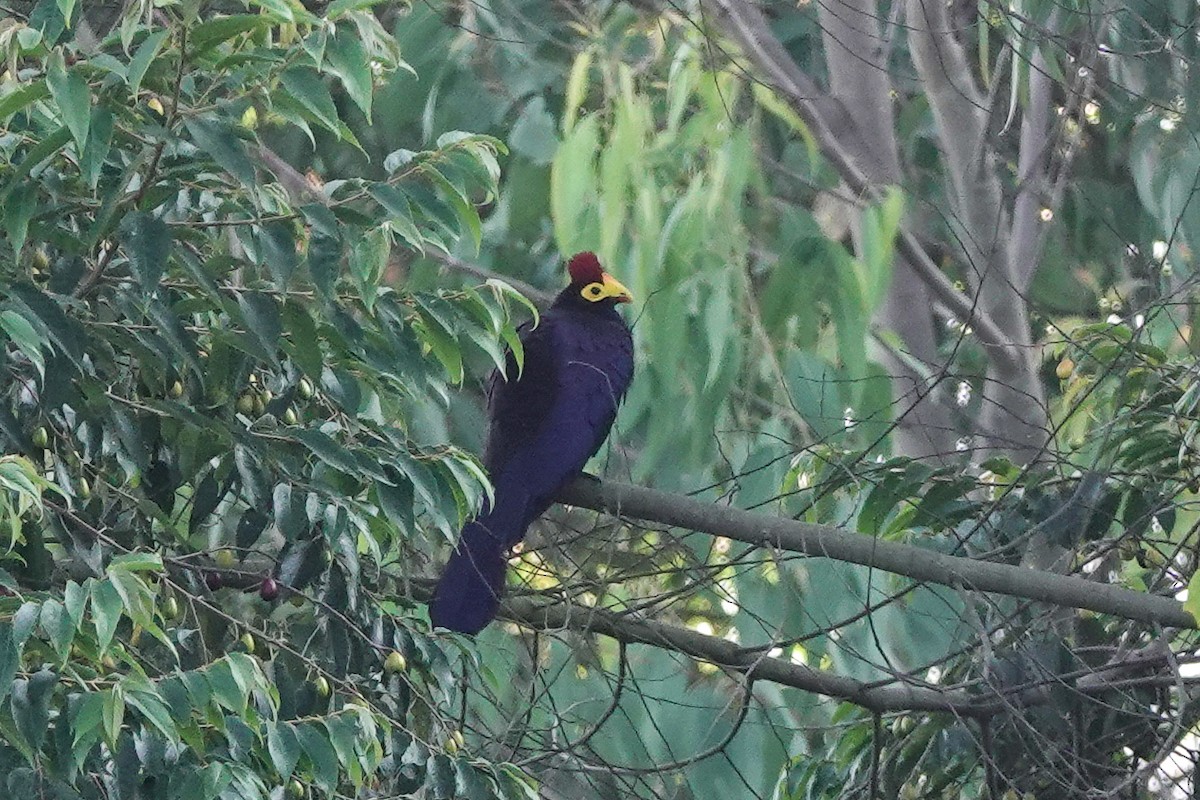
602 272 633 304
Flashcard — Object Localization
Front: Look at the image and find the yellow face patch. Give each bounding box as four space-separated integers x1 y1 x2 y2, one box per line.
579 273 633 304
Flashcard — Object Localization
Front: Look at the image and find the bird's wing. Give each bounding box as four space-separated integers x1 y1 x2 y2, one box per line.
574 325 634 461
481 316 559 474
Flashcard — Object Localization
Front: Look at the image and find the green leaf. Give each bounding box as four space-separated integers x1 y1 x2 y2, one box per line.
280 67 341 134
422 166 481 253
64 580 87 627
205 658 247 713
550 114 601 256
292 429 359 475
145 295 204 381
369 183 423 252
0 309 46 379
184 117 256 186
237 292 283 364
235 508 269 549
38 599 74 661
277 537 325 592
120 212 171 293
510 96 559 165
109 552 164 573
102 685 125 745
327 0 390 16
81 106 115 189
71 692 104 764
258 221 299 289
350 226 390 309
189 472 223 535
46 50 89 151
323 714 358 771
190 15 269 57
12 601 39 645
306 230 342 299
10 284 85 368
90 579 122 652
273 483 307 540
268 721 302 778
124 687 179 743
283 300 323 378
426 754 455 800
413 297 464 384
0 127 70 209
375 477 413 534
327 26 373 120
0 81 49 122
297 722 338 792
11 669 57 751
4 181 35 256
56 0 77 24
127 29 169 96
249 0 319 24
0 622 19 706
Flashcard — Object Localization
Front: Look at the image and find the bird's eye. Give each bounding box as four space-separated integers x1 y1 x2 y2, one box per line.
582 283 605 301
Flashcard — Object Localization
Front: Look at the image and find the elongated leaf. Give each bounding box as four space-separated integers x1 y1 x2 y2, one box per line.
102 685 124 745
185 117 256 185
90 579 122 652
0 621 18 706
327 27 372 119
39 599 74 661
4 182 34 256
268 722 302 778
190 15 269 56
46 51 89 151
298 723 338 792
0 81 49 122
237 292 283 363
235 508 269 549
10 284 84 368
121 212 171 293
292 429 359 474
11 669 57 751
125 688 179 742
258 221 299 289
281 67 341 133
0 309 46 378
127 29 169 95
189 472 223 535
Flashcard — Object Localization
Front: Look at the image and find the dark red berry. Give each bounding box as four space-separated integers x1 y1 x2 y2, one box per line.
204 572 223 590
259 577 279 601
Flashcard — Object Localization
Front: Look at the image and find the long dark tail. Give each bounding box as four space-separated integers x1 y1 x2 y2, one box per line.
429 520 509 634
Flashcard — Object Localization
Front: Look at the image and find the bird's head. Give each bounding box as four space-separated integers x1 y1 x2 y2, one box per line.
560 252 633 309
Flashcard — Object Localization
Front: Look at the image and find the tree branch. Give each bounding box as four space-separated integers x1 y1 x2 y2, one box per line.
502 593 964 713
494 585 1191 718
704 0 1016 364
428 249 555 309
556 477 1195 629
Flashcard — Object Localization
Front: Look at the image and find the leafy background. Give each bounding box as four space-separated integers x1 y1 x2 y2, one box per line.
1 1 1200 799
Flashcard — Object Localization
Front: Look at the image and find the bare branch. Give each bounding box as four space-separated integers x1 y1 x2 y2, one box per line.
503 593 965 713
557 476 1196 629
704 0 1016 361
494 585 1190 717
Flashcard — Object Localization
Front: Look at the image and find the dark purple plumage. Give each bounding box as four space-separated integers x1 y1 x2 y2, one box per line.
430 253 634 634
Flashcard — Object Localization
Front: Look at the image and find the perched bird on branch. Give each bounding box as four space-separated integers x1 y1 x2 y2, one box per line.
430 252 634 634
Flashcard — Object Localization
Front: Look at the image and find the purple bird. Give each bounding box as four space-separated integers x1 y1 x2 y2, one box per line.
430 252 634 634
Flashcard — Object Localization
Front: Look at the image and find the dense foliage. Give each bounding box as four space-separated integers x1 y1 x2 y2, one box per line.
5 1 1200 799
0 2 536 797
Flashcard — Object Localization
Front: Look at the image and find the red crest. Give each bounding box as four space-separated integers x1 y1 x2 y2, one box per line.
567 252 604 285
